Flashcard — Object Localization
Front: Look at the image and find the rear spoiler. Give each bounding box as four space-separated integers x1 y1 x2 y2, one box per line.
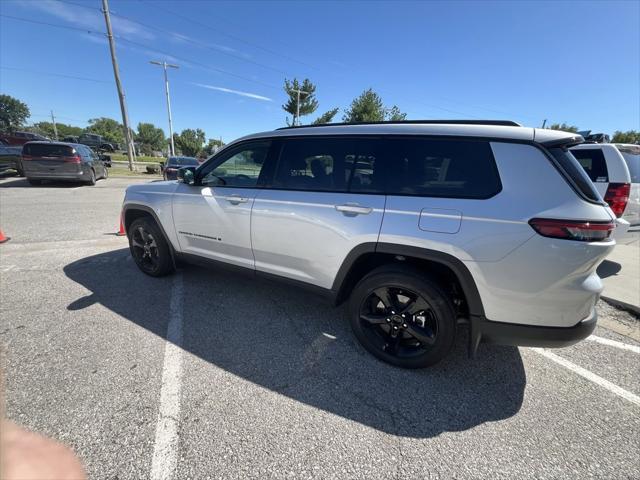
534 129 584 149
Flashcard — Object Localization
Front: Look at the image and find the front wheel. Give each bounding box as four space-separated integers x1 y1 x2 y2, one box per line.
349 266 456 368
102 166 108 180
128 218 174 277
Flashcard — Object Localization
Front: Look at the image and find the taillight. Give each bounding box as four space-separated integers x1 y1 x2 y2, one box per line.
604 183 630 218
63 155 82 164
165 167 176 172
529 218 615 242
21 154 33 161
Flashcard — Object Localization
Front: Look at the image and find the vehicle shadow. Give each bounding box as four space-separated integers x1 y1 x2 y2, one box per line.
0 177 84 188
63 249 526 439
597 260 622 278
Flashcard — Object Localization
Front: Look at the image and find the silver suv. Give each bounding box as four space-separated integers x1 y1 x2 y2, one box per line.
122 121 617 368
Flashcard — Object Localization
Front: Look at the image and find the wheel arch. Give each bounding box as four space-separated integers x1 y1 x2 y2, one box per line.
332 242 485 318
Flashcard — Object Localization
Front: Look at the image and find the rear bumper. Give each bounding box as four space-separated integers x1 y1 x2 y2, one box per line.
472 309 597 350
25 171 87 181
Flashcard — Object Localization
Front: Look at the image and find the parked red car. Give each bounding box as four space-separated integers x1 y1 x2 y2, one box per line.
0 131 50 146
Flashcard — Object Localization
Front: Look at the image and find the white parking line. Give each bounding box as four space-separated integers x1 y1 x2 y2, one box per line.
150 274 184 480
585 335 640 354
531 348 640 407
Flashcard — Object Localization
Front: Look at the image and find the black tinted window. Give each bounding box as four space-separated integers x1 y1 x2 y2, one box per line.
23 143 73 157
273 137 383 193
385 138 501 198
571 149 608 182
549 147 602 203
168 157 199 166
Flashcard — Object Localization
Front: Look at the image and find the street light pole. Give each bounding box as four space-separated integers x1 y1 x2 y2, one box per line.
150 60 179 156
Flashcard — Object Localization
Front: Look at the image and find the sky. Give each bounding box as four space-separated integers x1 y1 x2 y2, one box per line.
0 0 638 143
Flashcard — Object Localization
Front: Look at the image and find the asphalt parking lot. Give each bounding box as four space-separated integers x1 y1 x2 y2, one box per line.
1 174 639 479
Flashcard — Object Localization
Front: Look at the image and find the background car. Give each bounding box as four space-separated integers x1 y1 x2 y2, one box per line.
0 131 50 145
614 144 640 233
163 156 199 180
570 143 631 238
77 133 117 152
22 141 108 186
0 144 24 176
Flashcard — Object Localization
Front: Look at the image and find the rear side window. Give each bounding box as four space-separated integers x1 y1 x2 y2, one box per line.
384 138 501 198
548 147 603 203
272 137 384 193
619 151 639 183
571 149 608 182
23 143 73 157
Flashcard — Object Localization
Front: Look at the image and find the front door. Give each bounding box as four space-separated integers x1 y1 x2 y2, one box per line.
172 140 272 269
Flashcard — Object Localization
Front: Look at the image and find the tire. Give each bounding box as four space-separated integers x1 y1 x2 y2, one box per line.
102 166 108 180
128 217 174 277
348 265 456 368
87 169 96 186
27 179 42 186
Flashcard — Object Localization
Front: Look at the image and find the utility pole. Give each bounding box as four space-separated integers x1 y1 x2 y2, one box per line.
291 88 309 126
102 0 134 171
150 61 179 156
50 110 58 141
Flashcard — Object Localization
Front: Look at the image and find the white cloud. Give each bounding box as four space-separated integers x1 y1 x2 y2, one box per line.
24 0 155 40
192 83 272 102
170 32 251 59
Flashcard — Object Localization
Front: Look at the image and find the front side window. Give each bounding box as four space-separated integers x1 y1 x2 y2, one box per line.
384 138 501 198
200 141 270 187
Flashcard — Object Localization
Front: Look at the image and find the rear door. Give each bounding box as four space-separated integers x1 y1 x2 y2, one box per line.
251 136 386 289
22 143 78 177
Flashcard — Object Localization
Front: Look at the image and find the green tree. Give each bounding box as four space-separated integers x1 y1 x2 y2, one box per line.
0 94 30 131
611 130 640 144
387 105 407 121
30 121 83 139
312 108 339 125
87 117 125 144
282 78 319 126
199 138 225 157
136 122 166 155
548 122 579 133
173 128 206 157
343 89 383 122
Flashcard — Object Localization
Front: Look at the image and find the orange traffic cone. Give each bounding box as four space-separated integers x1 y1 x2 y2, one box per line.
116 216 126 236
0 229 9 244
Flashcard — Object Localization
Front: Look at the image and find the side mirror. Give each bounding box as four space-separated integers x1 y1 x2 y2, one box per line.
177 166 196 185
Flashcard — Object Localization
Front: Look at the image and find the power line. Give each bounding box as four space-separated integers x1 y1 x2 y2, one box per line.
0 66 113 84
0 13 104 35
137 0 317 71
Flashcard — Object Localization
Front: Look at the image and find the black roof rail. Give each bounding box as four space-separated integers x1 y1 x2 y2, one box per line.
276 119 522 130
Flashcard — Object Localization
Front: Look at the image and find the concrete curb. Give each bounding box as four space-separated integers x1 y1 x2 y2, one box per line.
602 296 640 318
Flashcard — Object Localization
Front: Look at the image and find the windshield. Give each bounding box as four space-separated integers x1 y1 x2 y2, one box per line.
168 156 199 166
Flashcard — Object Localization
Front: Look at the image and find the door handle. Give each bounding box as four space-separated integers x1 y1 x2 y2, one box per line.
225 194 249 205
335 203 373 215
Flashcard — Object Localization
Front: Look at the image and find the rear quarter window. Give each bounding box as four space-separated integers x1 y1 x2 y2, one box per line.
571 148 608 182
23 144 74 157
384 138 501 198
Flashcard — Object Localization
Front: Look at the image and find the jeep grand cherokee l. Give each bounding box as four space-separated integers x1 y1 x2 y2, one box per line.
121 121 616 368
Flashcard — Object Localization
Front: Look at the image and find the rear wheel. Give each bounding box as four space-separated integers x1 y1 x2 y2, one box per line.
102 166 108 180
128 217 174 277
349 266 456 368
87 169 96 186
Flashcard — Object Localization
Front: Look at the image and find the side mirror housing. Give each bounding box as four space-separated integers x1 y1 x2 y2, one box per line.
177 166 196 185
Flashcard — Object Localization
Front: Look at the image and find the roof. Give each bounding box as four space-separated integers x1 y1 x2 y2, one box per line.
231 122 583 147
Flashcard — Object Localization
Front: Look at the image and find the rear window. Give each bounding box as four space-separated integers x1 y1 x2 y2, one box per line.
384 138 501 198
23 143 73 157
168 157 199 166
619 151 639 183
549 147 603 203
571 148 608 182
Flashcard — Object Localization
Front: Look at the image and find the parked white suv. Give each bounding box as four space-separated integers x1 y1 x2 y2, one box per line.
570 143 632 239
122 121 617 368
614 144 640 233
